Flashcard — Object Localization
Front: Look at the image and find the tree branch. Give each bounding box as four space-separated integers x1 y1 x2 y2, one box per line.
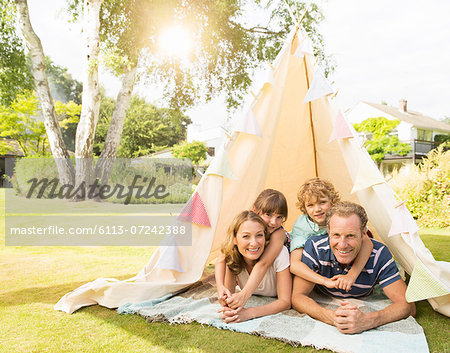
228 20 286 36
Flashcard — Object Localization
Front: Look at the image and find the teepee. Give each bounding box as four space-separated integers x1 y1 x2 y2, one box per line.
55 24 450 317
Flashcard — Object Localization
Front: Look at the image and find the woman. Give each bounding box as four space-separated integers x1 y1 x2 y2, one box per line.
217 210 292 323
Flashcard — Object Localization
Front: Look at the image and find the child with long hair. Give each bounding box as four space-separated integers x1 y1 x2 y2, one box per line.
215 189 289 309
290 178 373 291
217 210 291 323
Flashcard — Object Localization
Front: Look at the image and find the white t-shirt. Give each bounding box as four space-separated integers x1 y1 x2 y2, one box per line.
236 246 290 297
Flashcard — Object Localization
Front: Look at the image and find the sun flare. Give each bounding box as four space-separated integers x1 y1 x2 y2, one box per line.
158 26 192 59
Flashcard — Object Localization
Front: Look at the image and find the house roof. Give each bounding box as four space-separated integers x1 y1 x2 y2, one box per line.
362 101 450 133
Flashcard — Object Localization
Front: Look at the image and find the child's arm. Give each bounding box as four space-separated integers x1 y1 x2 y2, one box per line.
332 233 373 292
215 253 232 306
290 248 336 288
219 267 292 323
225 228 285 309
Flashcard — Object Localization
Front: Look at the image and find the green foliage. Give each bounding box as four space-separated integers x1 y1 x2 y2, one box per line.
0 91 81 156
434 134 450 144
172 140 208 165
106 158 193 204
66 0 332 110
354 117 411 163
0 91 46 156
45 57 83 104
11 157 60 197
389 143 449 227
94 95 191 158
12 157 192 204
0 0 34 105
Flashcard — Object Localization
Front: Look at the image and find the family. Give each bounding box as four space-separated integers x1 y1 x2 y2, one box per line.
214 178 416 334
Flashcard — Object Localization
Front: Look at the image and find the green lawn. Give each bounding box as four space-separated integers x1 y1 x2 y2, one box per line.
1 189 449 353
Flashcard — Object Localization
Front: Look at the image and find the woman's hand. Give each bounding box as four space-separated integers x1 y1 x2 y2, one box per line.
218 306 251 323
217 286 232 307
225 291 249 310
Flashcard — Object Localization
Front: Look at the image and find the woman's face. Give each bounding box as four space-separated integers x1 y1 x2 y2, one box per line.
233 220 266 263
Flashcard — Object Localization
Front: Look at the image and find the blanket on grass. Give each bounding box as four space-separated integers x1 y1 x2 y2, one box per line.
118 276 429 353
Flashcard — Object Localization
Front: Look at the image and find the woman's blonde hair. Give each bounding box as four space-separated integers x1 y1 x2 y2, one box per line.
221 210 269 275
252 189 288 219
296 177 341 214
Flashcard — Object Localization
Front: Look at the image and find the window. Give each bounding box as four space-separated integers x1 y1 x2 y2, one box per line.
416 129 432 141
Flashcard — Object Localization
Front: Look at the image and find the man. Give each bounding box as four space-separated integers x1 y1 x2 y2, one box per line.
292 201 415 334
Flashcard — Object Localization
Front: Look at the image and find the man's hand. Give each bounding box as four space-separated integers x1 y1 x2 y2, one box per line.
217 286 232 307
333 301 370 334
331 274 357 292
225 291 250 310
218 306 251 323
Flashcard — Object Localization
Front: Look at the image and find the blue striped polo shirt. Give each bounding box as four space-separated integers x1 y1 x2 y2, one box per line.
302 235 401 298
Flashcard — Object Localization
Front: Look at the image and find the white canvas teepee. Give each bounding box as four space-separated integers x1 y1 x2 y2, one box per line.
55 25 450 317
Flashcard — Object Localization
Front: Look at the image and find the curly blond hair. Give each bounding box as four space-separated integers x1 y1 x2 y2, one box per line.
221 210 269 275
296 178 340 214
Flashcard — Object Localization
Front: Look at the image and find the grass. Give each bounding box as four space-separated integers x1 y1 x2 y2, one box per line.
1 188 449 353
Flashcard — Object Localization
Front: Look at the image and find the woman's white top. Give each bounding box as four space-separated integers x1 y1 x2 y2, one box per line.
236 246 290 297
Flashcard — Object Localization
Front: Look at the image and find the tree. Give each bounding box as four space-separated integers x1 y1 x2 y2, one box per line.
46 57 83 105
94 95 190 158
0 91 46 156
0 90 81 156
353 117 411 164
0 0 33 105
14 0 75 185
74 0 333 185
172 141 208 165
14 0 331 198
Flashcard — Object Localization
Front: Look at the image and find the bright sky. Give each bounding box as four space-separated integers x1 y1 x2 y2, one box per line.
27 0 450 125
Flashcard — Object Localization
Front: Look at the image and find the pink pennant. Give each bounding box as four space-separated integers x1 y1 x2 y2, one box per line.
178 192 211 227
388 203 420 237
328 111 354 143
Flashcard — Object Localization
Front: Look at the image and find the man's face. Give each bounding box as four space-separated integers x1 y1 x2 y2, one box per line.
328 214 364 266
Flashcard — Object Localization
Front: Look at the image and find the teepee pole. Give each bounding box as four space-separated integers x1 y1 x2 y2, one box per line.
303 57 318 177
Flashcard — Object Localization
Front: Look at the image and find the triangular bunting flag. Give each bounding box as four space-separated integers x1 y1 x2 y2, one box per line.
351 153 385 193
294 36 314 58
328 111 354 142
303 69 334 103
154 238 184 272
234 109 262 137
406 260 450 302
293 45 305 58
261 67 276 91
178 191 211 227
388 203 420 237
205 149 237 180
301 36 314 55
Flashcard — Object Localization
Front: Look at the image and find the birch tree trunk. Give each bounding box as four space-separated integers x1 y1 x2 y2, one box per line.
74 0 104 198
95 64 138 184
14 0 75 185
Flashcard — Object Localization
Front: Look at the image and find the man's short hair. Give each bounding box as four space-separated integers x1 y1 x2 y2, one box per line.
326 201 368 233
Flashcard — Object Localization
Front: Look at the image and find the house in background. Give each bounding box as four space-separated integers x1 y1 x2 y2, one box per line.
146 123 224 163
186 123 225 163
346 99 450 175
0 139 24 188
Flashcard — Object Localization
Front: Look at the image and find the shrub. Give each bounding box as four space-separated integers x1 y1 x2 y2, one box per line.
389 143 449 228
171 141 208 165
11 157 193 204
